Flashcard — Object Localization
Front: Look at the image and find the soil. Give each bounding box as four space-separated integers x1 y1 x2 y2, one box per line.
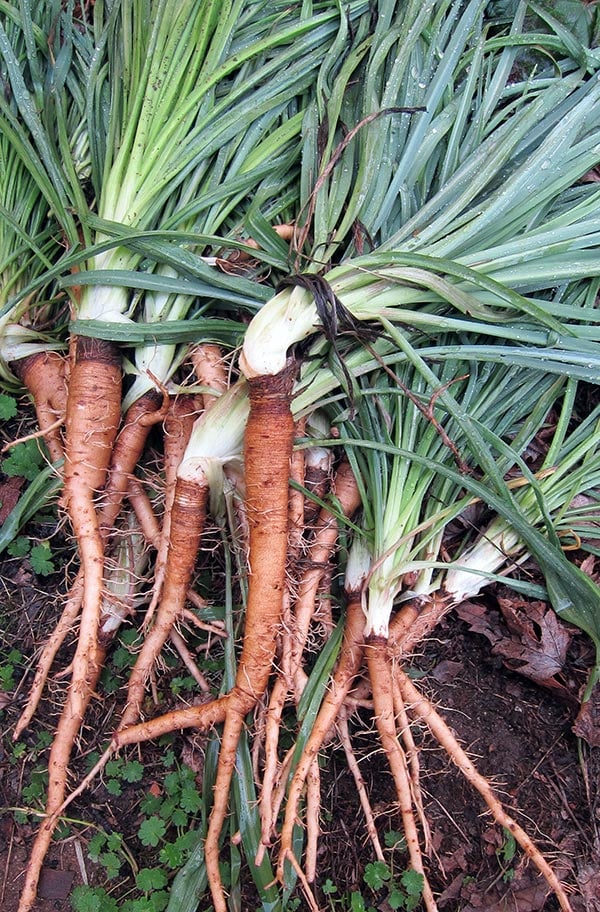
1 549 599 912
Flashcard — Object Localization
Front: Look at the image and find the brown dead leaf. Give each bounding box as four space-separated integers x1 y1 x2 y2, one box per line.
431 659 463 684
583 166 600 182
496 597 573 690
576 860 600 911
38 867 75 900
580 553 599 581
573 683 600 747
457 863 551 912
0 475 24 524
454 601 502 645
455 596 575 699
437 873 467 907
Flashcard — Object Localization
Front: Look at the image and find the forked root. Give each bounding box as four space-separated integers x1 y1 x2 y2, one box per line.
263 460 361 854
365 638 438 912
276 596 365 877
118 475 209 731
11 350 68 465
395 666 574 912
18 338 122 912
15 389 166 740
203 361 297 911
13 571 84 739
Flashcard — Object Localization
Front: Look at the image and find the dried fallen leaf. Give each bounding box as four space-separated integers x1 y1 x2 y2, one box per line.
454 600 501 645
431 659 463 684
496 597 573 690
38 866 74 900
455 596 576 699
576 860 600 911
573 683 600 747
0 475 24 523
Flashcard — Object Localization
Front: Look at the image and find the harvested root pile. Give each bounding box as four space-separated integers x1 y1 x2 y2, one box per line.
3 2 600 912
8 325 598 912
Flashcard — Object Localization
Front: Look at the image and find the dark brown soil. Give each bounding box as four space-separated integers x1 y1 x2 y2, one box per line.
310 609 600 912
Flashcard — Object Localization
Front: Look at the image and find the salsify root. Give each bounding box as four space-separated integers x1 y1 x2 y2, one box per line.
365 637 438 912
389 592 454 659
143 393 200 626
14 388 167 739
141 348 226 631
392 676 430 853
203 360 297 912
289 460 362 701
119 474 209 730
337 710 385 861
261 460 361 848
61 336 122 641
66 361 297 912
189 342 229 410
17 337 122 912
99 388 168 536
395 666 574 912
11 350 68 465
276 595 365 877
304 758 321 882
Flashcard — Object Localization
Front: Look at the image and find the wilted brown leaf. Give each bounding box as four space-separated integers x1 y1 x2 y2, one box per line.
0 475 24 523
455 596 575 698
496 597 573 689
573 683 600 747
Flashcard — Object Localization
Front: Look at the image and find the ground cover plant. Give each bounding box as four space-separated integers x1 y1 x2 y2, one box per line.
2 0 600 910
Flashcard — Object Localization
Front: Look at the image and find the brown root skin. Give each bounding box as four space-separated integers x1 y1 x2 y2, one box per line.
18 338 122 912
277 595 365 879
62 336 122 682
389 593 453 658
204 361 297 912
232 361 296 698
365 637 438 912
101 361 298 912
113 695 229 747
303 461 332 527
15 390 166 740
190 342 229 411
263 459 361 848
38 359 296 912
290 460 362 699
11 350 68 464
396 667 574 912
14 388 163 741
144 394 201 626
100 388 167 535
119 475 209 731
127 477 162 545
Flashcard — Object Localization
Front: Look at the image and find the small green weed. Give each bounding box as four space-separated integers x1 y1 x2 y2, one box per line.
6 537 56 575
3 438 47 481
0 647 23 691
100 629 141 693
1 438 60 573
71 885 119 912
0 392 18 420
496 828 518 883
69 753 204 911
169 674 198 695
5 723 55 824
321 840 424 911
